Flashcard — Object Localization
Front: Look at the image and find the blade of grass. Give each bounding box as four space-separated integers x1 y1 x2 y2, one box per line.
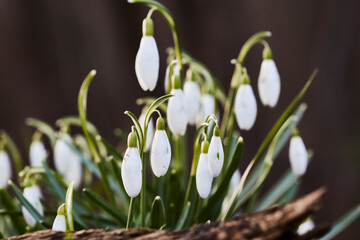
174 201 191 230
0 189 26 234
149 196 166 229
65 182 74 231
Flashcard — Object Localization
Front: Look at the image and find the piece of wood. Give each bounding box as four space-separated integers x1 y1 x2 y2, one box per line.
6 188 330 240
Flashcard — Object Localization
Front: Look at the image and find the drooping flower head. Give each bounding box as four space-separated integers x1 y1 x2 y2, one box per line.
289 131 308 177
0 149 11 188
29 132 47 167
197 93 216 127
196 139 213 199
22 184 44 227
52 203 66 232
207 125 224 177
184 68 201 125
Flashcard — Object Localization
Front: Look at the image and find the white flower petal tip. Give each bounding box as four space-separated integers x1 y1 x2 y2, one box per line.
121 147 142 198
0 151 12 188
234 84 257 130
52 215 66 231
258 59 281 107
184 81 201 125
196 153 213 199
297 219 315 235
197 94 215 126
139 114 154 152
151 130 171 177
22 185 44 227
229 170 241 194
135 36 159 91
289 136 308 177
167 89 188 136
54 134 82 188
208 136 224 177
29 141 47 167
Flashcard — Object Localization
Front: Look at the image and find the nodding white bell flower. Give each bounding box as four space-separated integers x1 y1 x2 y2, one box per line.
207 126 224 177
135 18 159 91
184 80 201 125
52 203 66 231
196 140 213 199
164 64 180 94
139 113 154 152
297 219 315 235
258 59 281 107
289 135 308 176
29 140 47 167
0 150 11 188
54 134 82 189
151 117 171 177
234 82 257 130
121 131 142 198
22 185 44 227
197 94 216 126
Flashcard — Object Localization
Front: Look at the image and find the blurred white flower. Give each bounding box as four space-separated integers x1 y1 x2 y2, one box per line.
197 94 215 126
22 185 43 227
289 136 308 176
234 84 257 130
139 113 154 152
167 89 188 136
258 59 281 107
221 170 241 214
207 126 224 177
184 81 201 125
196 141 213 198
0 150 11 188
29 140 47 167
52 204 66 232
297 219 315 235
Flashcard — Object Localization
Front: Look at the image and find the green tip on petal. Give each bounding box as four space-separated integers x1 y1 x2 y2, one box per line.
142 18 154 36
172 73 181 89
156 117 165 130
213 125 220 137
292 127 300 137
242 72 251 85
128 131 138 148
57 203 66 215
201 140 209 154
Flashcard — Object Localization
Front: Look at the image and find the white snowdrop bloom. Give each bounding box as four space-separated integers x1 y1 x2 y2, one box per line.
151 117 171 177
52 204 66 231
184 81 201 125
207 126 224 177
221 170 241 215
139 113 154 152
121 132 142 198
196 140 213 198
54 134 82 188
258 59 281 107
135 18 159 91
0 150 11 188
29 141 47 167
234 84 257 130
289 136 308 176
297 219 315 235
197 94 216 126
22 185 43 227
167 88 188 136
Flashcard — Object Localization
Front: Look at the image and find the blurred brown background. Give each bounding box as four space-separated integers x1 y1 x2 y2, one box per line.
0 0 359 238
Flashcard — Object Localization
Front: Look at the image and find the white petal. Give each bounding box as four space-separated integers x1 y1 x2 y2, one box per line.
289 136 308 176
207 136 224 177
0 151 11 188
197 94 215 126
135 36 159 91
139 114 154 152
151 130 171 177
167 89 188 136
234 84 257 130
229 170 241 195
22 185 44 227
52 215 66 231
258 59 281 107
29 141 47 167
196 153 213 198
184 81 201 125
297 219 315 235
121 147 142 197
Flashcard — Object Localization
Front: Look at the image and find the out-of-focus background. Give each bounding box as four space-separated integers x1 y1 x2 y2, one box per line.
0 0 359 238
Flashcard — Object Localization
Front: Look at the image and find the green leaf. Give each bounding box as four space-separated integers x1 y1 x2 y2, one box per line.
108 156 128 208
0 130 23 175
25 118 56 147
175 201 191 230
124 110 144 151
149 196 166 229
319 204 360 240
0 189 26 234
65 182 74 231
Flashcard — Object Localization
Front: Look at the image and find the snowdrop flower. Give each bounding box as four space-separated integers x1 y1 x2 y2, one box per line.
184 69 201 125
52 203 66 231
234 74 257 130
197 94 216 126
22 185 43 227
151 117 171 177
289 134 308 176
221 170 241 214
167 74 188 136
121 131 142 198
207 126 224 177
139 113 154 152
54 134 82 188
0 150 11 188
29 140 47 167
196 140 213 198
258 48 280 107
297 219 315 235
135 17 159 91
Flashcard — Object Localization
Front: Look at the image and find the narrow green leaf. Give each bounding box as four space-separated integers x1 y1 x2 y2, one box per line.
136 97 167 113
144 94 173 128
0 189 26 234
25 118 56 147
175 201 191 230
150 196 166 229
97 161 116 205
124 110 144 152
56 116 99 136
108 156 128 208
65 182 74 231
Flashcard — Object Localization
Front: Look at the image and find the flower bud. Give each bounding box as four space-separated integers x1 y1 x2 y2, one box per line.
22 185 43 227
207 126 224 177
29 140 47 167
52 204 66 231
196 140 213 198
139 113 154 152
258 59 281 107
184 81 201 125
121 132 142 198
289 136 308 176
0 150 11 188
234 84 257 130
197 94 215 126
167 88 188 136
150 117 171 177
54 134 82 188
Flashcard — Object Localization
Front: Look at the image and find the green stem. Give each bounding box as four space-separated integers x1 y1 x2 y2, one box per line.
126 198 135 229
